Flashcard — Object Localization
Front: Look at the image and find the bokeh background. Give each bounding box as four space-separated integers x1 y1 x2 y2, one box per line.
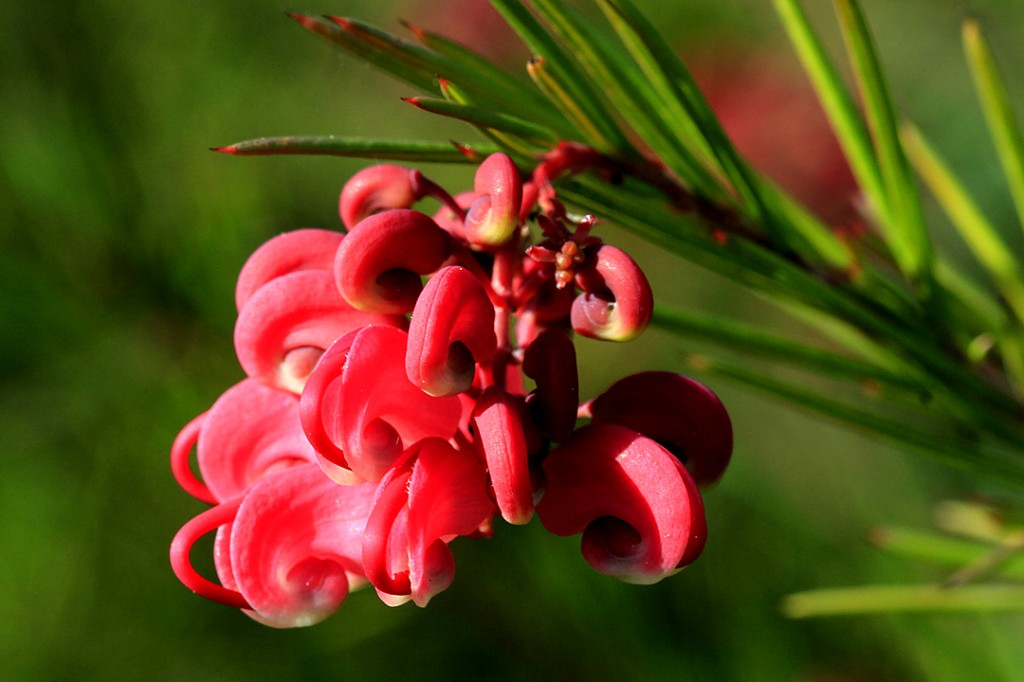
4 0 1024 680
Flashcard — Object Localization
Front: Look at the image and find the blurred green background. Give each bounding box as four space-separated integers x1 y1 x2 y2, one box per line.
4 0 1024 680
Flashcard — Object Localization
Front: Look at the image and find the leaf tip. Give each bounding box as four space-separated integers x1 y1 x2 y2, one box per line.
285 11 316 29
325 15 352 30
400 18 427 41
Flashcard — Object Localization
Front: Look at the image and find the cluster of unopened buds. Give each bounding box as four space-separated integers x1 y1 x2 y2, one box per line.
170 144 733 628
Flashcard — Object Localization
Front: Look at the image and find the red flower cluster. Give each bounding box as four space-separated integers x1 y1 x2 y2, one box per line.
170 148 733 627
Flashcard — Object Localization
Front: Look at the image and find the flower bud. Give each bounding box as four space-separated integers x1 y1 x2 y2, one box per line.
334 209 452 314
589 371 733 486
536 424 707 584
571 244 653 341
473 387 534 525
235 229 343 311
339 165 418 229
463 153 522 248
362 438 494 607
522 328 578 441
193 379 317 502
300 325 465 483
216 464 377 627
234 270 401 393
406 266 496 397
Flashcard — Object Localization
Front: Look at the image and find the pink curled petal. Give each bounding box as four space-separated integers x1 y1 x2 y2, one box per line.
342 326 464 482
299 330 359 470
170 496 249 610
334 209 452 314
571 244 653 342
361 439 493 606
235 229 344 311
235 269 402 393
197 379 317 501
473 387 534 525
406 438 494 606
228 464 377 628
339 165 419 229
536 424 707 584
406 266 497 397
522 328 579 441
589 372 733 486
170 411 217 504
362 462 414 598
463 153 522 248
432 191 477 240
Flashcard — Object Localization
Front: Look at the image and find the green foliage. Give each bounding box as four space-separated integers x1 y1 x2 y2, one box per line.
6 0 1024 678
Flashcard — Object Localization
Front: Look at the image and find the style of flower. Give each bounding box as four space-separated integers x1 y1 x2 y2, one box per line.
170 148 733 627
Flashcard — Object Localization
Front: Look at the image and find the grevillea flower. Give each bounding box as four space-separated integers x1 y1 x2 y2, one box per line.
536 424 706 584
171 146 733 627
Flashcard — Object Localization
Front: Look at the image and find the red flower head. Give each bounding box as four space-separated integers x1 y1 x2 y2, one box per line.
171 149 732 627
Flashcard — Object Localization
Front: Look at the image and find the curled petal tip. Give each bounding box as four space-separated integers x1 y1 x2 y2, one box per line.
196 378 317 501
334 209 451 314
407 266 496 397
474 388 534 525
226 465 376 628
339 165 419 230
463 153 522 248
235 228 343 311
537 424 707 583
363 439 492 605
590 372 733 486
234 269 399 393
572 245 652 342
301 326 463 483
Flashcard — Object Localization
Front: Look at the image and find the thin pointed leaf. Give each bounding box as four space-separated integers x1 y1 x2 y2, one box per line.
753 174 856 270
874 526 1024 581
403 96 557 146
902 123 1024 323
595 0 788 248
834 0 933 291
289 13 440 93
527 56 616 152
212 136 495 163
698 356 1024 486
963 18 1024 237
399 20 561 126
525 0 727 200
652 304 928 393
437 80 543 159
784 584 1024 618
334 17 569 134
488 0 631 154
772 0 887 221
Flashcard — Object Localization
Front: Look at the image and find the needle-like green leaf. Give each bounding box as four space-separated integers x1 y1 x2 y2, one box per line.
772 0 887 221
489 0 632 154
834 0 933 293
784 584 1024 618
403 96 557 147
902 123 1024 324
963 18 1024 237
211 136 496 163
652 304 927 393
